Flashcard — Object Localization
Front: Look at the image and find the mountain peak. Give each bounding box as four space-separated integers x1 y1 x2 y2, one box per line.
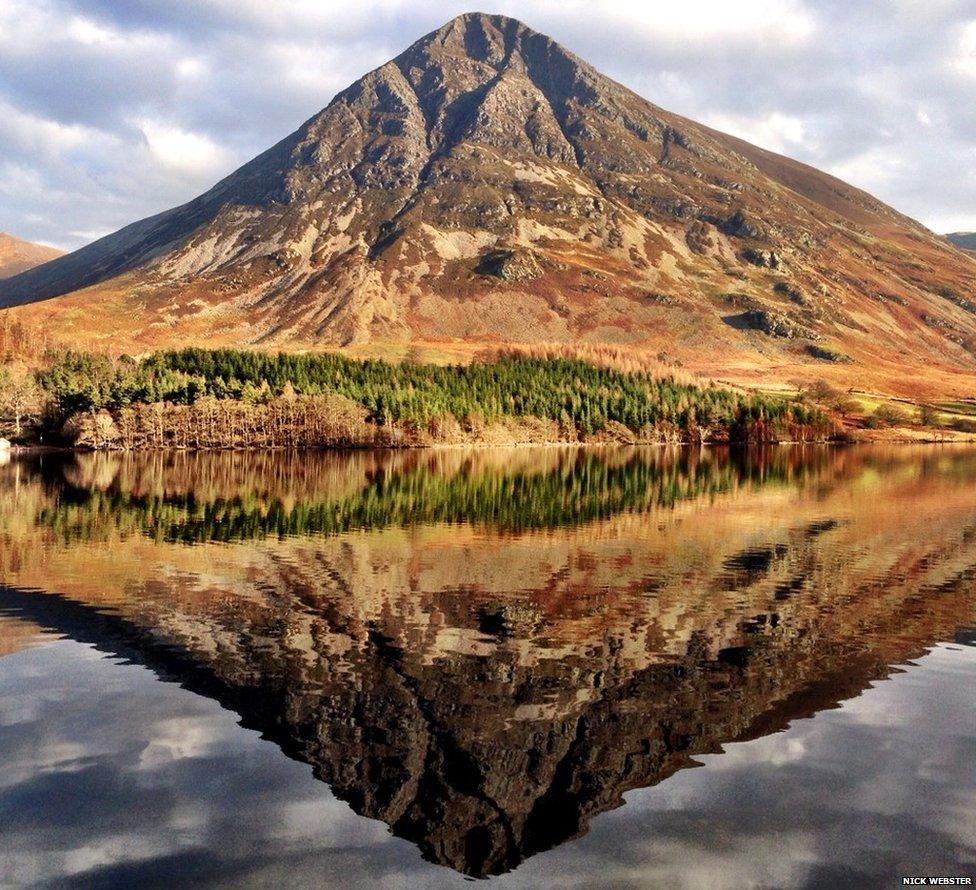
425 12 539 46
397 11 582 77
3 17 976 398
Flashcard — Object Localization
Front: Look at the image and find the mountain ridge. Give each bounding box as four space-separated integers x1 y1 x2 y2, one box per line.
0 232 63 280
948 232 976 253
3 12 976 397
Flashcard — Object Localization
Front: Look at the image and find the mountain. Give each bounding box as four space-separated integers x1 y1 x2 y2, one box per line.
0 232 63 279
2 13 976 396
948 232 976 252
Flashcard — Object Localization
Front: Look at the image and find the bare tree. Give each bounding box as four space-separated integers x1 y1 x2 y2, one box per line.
0 372 44 438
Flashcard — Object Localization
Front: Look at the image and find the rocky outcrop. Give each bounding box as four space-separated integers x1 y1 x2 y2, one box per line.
721 209 767 240
477 248 542 282
743 246 786 270
736 308 817 340
807 344 852 363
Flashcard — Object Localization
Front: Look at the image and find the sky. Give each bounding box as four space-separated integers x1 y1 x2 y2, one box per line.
1 0 976 251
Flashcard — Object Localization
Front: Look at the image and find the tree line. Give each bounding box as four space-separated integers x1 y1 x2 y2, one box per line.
1 346 834 448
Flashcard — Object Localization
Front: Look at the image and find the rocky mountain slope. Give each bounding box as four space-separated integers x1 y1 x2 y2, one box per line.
2 13 976 395
0 233 62 280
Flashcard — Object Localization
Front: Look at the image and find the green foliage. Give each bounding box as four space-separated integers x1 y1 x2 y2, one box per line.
864 404 910 429
40 350 207 416
804 380 840 403
36 347 828 443
950 417 976 434
917 403 941 427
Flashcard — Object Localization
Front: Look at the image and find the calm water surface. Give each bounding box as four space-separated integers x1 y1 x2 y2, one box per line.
0 446 974 888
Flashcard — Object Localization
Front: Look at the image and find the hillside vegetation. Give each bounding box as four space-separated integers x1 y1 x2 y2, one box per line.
1 347 834 449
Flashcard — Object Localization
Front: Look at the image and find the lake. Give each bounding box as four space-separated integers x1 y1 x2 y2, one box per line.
0 446 974 888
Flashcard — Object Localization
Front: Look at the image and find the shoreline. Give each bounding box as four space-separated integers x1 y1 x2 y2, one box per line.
6 433 976 457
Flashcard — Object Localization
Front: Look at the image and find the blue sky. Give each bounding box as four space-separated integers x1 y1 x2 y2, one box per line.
2 0 976 250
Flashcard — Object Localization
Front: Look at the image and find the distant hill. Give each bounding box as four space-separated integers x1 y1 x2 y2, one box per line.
0 233 63 279
2 13 976 397
948 232 976 252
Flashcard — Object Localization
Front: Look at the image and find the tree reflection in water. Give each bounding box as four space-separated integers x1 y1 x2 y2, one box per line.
1 445 975 877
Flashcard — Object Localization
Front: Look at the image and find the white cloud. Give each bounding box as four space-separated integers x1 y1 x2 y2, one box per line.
703 111 811 154
66 15 120 46
136 119 233 178
0 100 104 160
137 716 223 769
954 20 976 77
175 57 208 80
829 147 909 196
0 1 172 58
558 0 818 46
261 39 386 98
67 227 113 242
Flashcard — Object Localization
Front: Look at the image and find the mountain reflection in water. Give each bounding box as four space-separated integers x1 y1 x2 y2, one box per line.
1 445 975 881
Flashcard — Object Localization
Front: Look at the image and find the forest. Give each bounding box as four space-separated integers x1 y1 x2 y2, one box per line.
0 341 834 449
